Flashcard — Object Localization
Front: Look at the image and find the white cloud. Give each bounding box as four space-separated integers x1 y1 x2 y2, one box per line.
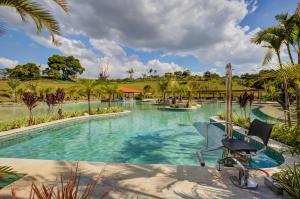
46 0 265 74
1 0 267 76
0 57 19 68
31 36 185 78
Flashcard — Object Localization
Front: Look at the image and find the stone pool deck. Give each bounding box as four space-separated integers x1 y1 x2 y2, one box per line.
0 158 289 199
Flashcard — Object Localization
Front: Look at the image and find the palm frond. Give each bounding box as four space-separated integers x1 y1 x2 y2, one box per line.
52 0 69 13
262 48 274 66
0 0 68 45
0 165 17 175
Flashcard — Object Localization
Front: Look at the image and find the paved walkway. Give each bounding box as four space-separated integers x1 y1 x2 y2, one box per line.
0 158 288 199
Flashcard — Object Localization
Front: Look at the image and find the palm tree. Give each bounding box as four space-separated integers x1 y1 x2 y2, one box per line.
276 13 295 64
158 81 168 102
252 26 292 126
127 68 134 80
7 79 20 103
0 0 68 45
104 84 118 107
75 79 102 114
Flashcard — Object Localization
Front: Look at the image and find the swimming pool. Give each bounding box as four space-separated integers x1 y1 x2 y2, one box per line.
0 102 283 167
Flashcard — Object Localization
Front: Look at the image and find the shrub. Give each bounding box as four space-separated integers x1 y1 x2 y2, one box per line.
218 112 250 129
271 123 300 146
273 164 300 199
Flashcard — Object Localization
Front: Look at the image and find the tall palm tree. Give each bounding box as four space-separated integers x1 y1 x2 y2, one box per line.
276 13 295 64
104 84 118 107
75 79 101 114
158 81 168 102
252 26 292 126
0 0 68 45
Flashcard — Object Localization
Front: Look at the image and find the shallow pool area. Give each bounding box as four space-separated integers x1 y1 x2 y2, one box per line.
0 102 283 167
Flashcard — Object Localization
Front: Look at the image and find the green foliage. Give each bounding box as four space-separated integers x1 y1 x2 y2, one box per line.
0 165 17 176
7 63 40 80
271 123 300 146
43 55 85 80
0 107 124 132
0 0 68 45
273 164 300 199
218 112 251 129
203 71 220 80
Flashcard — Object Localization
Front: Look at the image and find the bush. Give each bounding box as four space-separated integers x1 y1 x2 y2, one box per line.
271 123 300 146
218 112 250 129
273 164 300 199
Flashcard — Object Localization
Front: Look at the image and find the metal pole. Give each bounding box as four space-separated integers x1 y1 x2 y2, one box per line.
225 63 233 138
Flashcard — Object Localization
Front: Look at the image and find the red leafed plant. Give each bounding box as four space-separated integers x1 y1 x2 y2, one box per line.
56 88 65 118
22 92 39 125
46 93 57 112
11 164 111 199
238 92 255 120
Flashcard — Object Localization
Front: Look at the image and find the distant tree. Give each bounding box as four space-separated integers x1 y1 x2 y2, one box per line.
43 55 85 80
56 88 65 118
99 63 109 80
7 79 21 102
127 68 134 80
182 70 191 77
143 85 153 94
22 92 39 125
203 71 220 80
174 71 183 77
8 63 40 80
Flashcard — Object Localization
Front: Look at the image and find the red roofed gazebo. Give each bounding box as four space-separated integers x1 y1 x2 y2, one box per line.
117 87 143 94
117 87 143 99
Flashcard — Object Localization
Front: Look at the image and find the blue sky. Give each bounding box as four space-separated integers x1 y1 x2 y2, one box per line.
0 0 298 78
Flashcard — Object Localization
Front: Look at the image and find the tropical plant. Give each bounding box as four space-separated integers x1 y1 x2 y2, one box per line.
45 93 56 112
56 88 65 118
251 26 292 126
273 163 300 199
22 91 38 125
7 79 20 102
75 79 102 114
127 68 134 80
0 0 68 45
104 84 118 107
158 81 168 102
11 164 111 199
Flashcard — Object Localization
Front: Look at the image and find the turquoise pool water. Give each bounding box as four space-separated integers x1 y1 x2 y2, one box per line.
0 102 282 167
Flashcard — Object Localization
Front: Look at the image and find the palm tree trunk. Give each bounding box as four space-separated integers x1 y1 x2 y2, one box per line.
88 93 91 114
297 49 300 126
277 51 291 126
109 94 112 107
286 42 294 64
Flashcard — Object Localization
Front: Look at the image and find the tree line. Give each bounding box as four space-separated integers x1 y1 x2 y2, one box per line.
1 55 85 81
